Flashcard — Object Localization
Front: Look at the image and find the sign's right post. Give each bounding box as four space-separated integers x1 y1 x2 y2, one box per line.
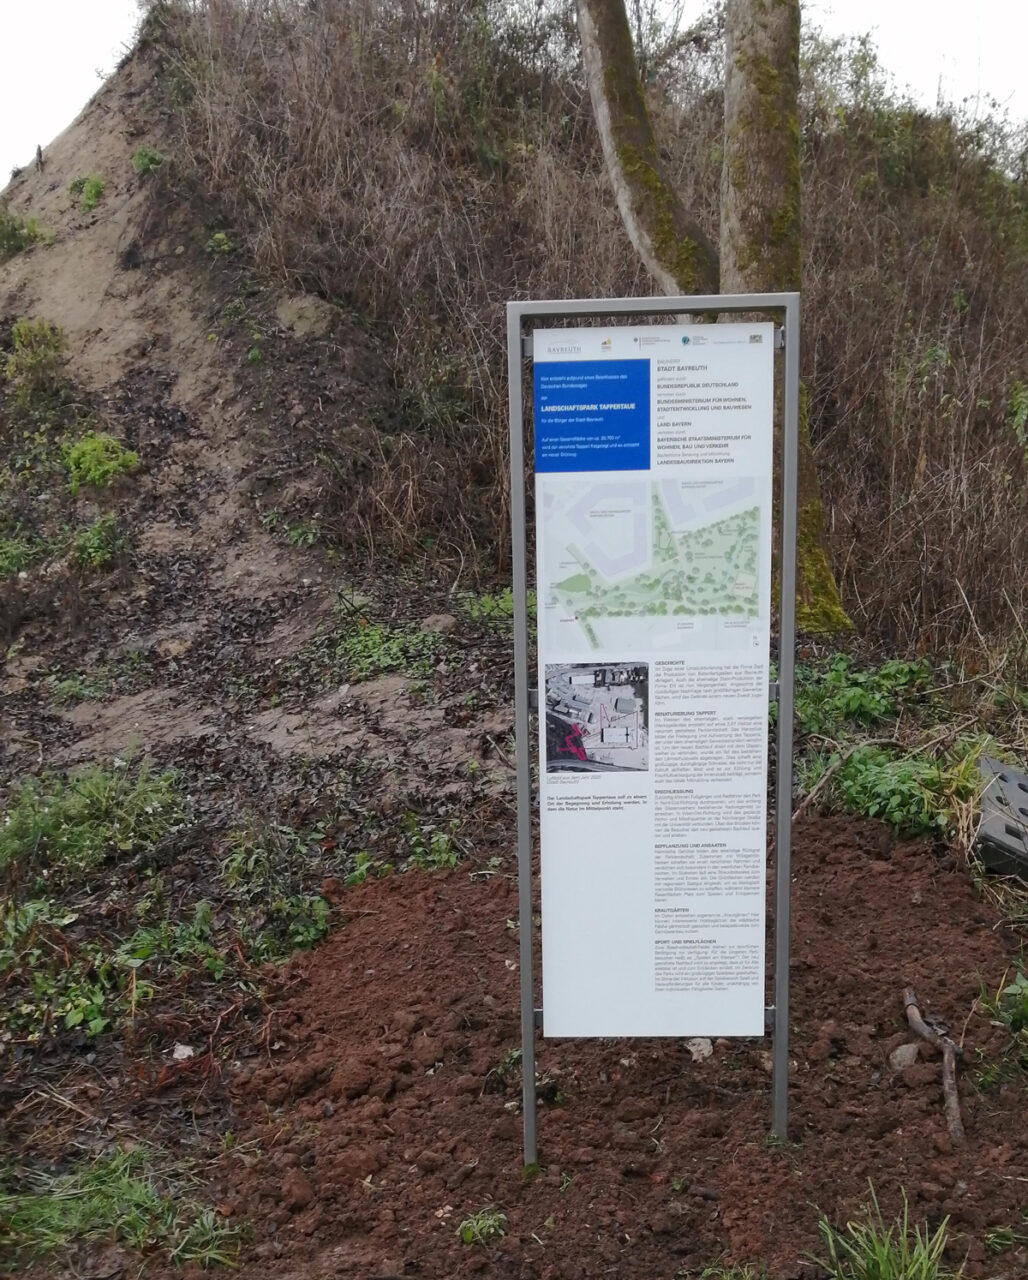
772 294 800 1139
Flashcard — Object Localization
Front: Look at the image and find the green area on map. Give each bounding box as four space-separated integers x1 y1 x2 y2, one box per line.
552 490 760 628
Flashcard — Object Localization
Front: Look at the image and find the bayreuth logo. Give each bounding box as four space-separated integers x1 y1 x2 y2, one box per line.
548 342 583 355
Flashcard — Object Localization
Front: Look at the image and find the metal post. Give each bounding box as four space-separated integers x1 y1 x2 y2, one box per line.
772 294 800 1139
507 303 538 1167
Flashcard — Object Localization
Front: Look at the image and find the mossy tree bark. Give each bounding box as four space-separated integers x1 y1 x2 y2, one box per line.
576 0 719 296
721 0 849 632
578 0 848 632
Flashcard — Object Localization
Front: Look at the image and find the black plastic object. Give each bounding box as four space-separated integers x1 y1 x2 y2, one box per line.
976 756 1028 880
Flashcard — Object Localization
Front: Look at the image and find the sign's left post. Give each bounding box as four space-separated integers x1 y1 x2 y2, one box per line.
506 304 539 1168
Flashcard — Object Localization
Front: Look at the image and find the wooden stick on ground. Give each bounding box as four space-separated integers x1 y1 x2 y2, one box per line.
903 987 965 1146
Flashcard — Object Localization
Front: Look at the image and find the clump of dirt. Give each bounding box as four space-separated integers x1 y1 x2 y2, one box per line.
216 818 1027 1279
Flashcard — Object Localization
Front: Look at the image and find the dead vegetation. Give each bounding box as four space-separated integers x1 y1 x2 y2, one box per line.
136 0 1028 658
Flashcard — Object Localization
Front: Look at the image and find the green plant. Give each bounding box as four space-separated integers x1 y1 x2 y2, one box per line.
985 1215 1028 1253
462 587 515 621
404 813 459 869
332 620 444 683
63 431 139 493
982 967 1028 1035
48 675 99 706
286 519 319 548
830 743 979 836
3 318 66 413
345 850 392 886
118 899 230 983
0 759 182 889
0 1147 245 1267
457 1205 506 1246
221 820 333 961
131 145 165 176
485 1046 522 1089
205 230 234 254
1007 380 1028 450
811 1184 956 1280
69 174 105 212
794 654 932 738
71 513 123 570
45 652 148 706
461 587 537 623
0 896 135 1038
0 204 48 263
999 970 1028 1032
0 531 41 579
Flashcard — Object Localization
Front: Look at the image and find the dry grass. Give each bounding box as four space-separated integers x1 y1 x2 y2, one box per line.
146 0 1028 657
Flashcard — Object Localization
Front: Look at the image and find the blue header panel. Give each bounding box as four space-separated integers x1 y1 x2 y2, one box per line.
534 360 650 473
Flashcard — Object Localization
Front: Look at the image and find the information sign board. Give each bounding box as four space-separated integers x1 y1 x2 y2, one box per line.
533 323 774 1037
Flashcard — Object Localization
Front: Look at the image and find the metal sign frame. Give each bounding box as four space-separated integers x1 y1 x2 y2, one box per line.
507 292 800 1165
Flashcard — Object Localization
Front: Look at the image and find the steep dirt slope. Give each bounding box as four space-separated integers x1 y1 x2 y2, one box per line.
2 49 483 773
2 54 316 624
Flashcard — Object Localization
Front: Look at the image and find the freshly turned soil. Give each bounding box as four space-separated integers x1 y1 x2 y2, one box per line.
220 816 1027 1279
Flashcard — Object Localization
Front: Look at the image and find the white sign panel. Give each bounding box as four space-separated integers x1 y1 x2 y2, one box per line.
534 322 774 1036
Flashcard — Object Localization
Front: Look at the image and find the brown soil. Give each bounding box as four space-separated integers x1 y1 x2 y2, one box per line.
211 819 1027 1280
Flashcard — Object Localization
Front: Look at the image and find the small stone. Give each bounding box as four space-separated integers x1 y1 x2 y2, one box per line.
421 613 457 634
686 1037 713 1062
888 1043 920 1071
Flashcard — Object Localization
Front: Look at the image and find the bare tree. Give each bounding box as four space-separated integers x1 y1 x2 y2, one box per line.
576 0 848 632
576 0 719 296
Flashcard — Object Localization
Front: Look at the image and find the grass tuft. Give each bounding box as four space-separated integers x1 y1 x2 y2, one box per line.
811 1184 957 1280
131 145 165 176
0 1146 245 1268
457 1204 506 1246
0 759 182 890
71 513 125 570
69 174 105 212
0 204 49 264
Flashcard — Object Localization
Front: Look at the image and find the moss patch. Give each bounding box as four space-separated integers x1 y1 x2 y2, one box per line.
794 499 852 635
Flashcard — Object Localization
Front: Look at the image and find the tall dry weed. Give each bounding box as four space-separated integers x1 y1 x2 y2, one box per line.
150 0 1028 658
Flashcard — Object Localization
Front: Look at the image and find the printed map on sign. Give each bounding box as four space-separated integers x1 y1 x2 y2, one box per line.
540 477 761 653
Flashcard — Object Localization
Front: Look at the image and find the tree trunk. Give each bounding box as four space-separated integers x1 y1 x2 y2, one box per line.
721 0 849 632
576 0 719 296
